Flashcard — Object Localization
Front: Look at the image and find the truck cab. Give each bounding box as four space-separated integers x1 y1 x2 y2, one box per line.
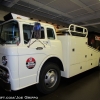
0 14 63 94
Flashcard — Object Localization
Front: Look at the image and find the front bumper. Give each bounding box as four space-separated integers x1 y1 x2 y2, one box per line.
0 65 11 91
0 77 11 91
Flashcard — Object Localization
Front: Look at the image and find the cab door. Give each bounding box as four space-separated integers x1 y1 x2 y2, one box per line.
18 23 49 88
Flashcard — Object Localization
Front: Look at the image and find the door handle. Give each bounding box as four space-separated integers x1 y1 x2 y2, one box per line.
36 47 43 50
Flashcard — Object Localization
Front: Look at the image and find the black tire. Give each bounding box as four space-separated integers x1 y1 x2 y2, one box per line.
36 62 61 94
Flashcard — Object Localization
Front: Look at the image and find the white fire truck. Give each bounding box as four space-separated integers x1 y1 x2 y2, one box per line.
0 13 100 94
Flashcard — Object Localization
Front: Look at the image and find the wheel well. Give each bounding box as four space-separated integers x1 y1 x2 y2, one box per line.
43 57 64 71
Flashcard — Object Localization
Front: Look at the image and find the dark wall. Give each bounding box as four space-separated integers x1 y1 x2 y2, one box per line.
88 32 100 50
0 21 4 24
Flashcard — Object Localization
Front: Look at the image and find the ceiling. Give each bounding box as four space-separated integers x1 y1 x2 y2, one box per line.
0 0 100 33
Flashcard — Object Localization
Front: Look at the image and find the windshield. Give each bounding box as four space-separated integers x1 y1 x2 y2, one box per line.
0 21 19 44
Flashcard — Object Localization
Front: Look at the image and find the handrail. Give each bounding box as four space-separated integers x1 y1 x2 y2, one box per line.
69 24 88 37
56 24 88 37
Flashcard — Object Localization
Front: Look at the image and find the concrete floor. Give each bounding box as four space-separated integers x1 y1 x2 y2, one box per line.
0 67 100 100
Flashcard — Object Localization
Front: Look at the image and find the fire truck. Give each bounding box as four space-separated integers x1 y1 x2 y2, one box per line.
0 13 99 94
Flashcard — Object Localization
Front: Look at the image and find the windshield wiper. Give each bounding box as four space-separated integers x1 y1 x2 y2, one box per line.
0 37 6 45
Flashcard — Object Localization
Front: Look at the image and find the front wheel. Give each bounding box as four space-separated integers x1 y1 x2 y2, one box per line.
37 62 61 94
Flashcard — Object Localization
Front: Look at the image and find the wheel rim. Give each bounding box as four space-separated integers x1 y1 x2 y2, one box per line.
45 69 58 88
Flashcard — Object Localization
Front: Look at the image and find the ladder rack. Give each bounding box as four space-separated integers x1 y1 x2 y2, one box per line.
57 24 88 37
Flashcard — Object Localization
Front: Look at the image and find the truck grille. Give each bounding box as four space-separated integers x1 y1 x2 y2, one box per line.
0 65 11 91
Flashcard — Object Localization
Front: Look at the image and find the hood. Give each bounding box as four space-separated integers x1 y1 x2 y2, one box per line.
0 44 18 55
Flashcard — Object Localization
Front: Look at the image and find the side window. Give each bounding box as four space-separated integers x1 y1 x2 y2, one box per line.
47 28 55 40
23 24 45 44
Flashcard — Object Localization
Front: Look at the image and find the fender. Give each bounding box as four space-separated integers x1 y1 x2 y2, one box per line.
36 54 63 83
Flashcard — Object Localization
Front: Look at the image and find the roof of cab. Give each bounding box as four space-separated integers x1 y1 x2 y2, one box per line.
0 18 54 28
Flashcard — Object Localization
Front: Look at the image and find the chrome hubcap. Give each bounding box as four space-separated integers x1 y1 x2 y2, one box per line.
45 69 57 88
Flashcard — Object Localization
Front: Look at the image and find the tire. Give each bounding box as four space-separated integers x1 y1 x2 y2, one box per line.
36 62 61 94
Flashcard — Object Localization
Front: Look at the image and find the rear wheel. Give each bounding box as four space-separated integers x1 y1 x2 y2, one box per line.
37 62 61 94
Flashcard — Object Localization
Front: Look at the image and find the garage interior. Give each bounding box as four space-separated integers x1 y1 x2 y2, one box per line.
0 0 100 100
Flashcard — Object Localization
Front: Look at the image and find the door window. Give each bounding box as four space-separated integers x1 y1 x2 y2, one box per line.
23 24 45 44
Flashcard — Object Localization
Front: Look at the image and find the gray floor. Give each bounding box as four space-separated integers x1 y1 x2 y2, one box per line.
0 67 100 100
